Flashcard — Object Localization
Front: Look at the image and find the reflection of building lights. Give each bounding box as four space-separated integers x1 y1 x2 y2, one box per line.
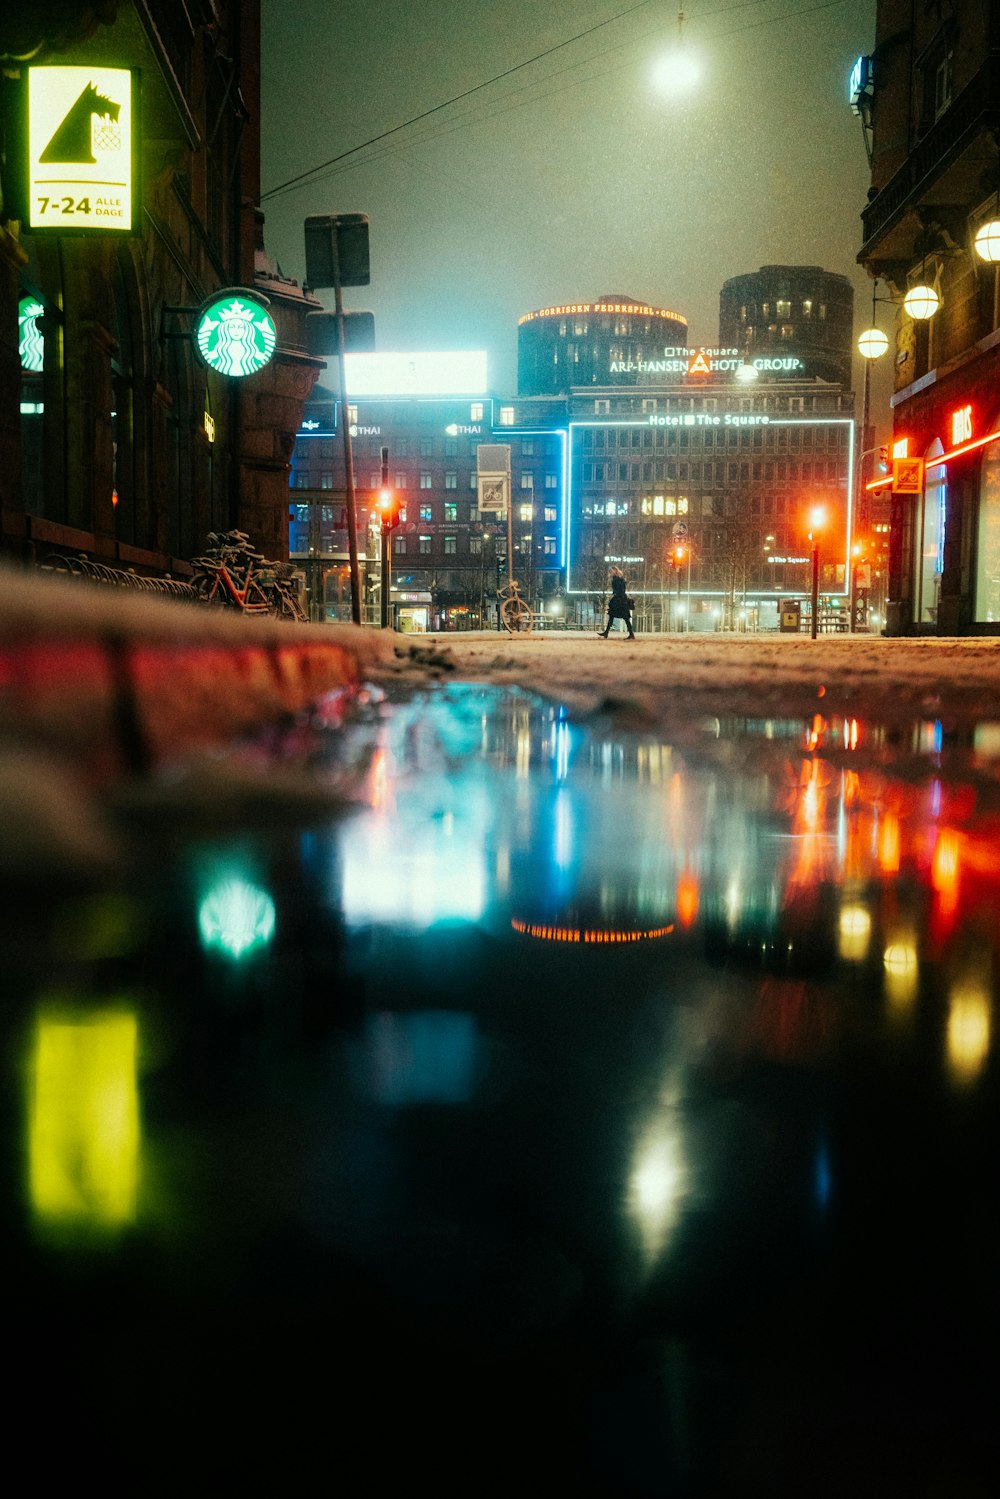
878 813 901 873
931 829 960 920
838 903 871 960
29 1011 140 1227
198 878 276 959
884 939 918 1009
628 1123 686 1263
946 983 990 1082
511 918 674 944
676 872 699 928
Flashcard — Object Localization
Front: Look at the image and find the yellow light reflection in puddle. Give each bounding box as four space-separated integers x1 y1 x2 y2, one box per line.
838 904 871 961
883 939 919 1010
946 984 991 1083
29 1012 140 1227
628 1122 686 1265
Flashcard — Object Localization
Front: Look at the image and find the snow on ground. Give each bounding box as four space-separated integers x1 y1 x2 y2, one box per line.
375 629 1000 729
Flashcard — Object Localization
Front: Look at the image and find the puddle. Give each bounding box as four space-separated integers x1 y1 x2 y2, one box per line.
4 683 998 1493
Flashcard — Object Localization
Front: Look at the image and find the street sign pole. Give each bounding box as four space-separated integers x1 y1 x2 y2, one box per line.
333 255 362 625
379 446 391 630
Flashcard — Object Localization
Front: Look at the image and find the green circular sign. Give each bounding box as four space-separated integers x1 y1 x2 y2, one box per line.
195 290 276 377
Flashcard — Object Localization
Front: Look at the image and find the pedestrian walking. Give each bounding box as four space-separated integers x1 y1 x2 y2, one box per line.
600 566 636 639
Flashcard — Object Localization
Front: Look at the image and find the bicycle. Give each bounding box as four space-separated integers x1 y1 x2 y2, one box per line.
192 530 270 614
498 579 533 634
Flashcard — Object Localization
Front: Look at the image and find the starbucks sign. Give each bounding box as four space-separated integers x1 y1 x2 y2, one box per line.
195 289 276 377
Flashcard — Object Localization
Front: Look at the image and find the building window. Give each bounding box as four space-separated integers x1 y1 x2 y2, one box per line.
420 437 433 456
595 399 609 414
521 472 533 490
347 405 357 424
370 472 381 489
320 473 333 490
470 535 483 554
444 501 458 521
393 536 406 555
445 438 458 456
522 438 534 456
544 505 556 522
396 439 408 457
802 299 813 318
933 51 953 120
419 535 432 555
469 504 478 521
420 472 432 489
445 471 457 489
395 472 407 488
519 503 533 522
469 472 477 489
776 299 791 318
444 534 457 554
294 473 309 489
543 536 556 555
471 402 483 420
419 503 432 521
499 406 515 426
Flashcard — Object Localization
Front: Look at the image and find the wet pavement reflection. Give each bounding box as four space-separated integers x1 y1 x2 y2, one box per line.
4 683 1000 1495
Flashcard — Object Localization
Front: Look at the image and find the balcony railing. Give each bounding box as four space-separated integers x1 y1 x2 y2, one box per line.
861 59 1000 255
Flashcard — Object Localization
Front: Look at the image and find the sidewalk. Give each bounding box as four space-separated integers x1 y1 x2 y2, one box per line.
0 563 392 779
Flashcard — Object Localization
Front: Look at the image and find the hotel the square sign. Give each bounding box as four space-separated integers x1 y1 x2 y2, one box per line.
26 66 137 232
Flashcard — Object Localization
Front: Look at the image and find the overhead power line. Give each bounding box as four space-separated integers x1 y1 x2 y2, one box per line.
260 0 853 205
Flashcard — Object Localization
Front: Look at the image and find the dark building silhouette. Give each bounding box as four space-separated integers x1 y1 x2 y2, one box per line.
857 0 1000 635
518 295 688 395
1 1 322 577
719 266 854 387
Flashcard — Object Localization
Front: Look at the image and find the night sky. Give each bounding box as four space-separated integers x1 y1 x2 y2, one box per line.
259 0 880 397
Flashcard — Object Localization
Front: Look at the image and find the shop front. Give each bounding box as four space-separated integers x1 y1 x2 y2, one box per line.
885 355 1000 636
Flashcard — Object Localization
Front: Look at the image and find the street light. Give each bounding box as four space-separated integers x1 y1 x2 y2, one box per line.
807 504 827 639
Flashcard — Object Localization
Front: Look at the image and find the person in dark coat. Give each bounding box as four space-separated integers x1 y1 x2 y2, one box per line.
600 567 635 638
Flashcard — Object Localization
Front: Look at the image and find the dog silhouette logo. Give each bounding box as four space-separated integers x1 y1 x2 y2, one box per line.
40 82 121 164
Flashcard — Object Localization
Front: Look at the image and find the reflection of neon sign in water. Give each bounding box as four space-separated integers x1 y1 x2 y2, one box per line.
198 878 276 958
196 293 276 378
18 297 44 372
29 1011 140 1227
512 918 674 944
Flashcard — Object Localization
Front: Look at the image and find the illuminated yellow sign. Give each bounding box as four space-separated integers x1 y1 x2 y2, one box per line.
27 65 135 232
519 302 688 326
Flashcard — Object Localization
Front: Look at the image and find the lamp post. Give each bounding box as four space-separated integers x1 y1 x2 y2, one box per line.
807 504 826 639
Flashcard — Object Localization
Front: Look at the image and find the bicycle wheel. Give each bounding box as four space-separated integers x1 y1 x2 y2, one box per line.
500 595 532 634
242 577 271 614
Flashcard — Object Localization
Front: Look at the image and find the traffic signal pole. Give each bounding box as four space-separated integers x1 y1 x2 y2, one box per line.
379 446 391 629
333 250 362 626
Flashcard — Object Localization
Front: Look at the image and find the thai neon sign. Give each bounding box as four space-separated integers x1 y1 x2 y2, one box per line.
26 65 136 232
951 404 973 445
195 290 276 378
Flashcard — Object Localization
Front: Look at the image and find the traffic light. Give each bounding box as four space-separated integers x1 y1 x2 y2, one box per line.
376 487 400 530
671 542 687 568
877 445 889 473
375 446 400 530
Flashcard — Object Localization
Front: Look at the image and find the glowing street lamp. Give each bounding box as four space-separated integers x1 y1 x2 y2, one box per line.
974 219 1000 263
903 284 940 319
857 325 889 359
807 504 827 639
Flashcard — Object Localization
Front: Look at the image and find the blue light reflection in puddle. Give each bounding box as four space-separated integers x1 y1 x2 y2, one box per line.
4 683 999 1495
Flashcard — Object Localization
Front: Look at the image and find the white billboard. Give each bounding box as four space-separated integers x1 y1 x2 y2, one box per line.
343 350 488 396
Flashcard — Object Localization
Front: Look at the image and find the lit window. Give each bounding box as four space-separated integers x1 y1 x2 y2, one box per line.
320 473 333 490
419 504 432 521
444 535 457 554
519 503 533 522
419 535 432 554
545 473 557 489
470 535 483 554
445 471 457 489
444 502 458 522
395 472 407 488
393 536 406 554
470 402 483 420
420 472 432 489
595 399 609 414
521 472 533 490
802 299 813 317
347 405 358 424
544 506 556 522
544 537 556 555
777 299 791 318
370 472 380 489
499 406 515 426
